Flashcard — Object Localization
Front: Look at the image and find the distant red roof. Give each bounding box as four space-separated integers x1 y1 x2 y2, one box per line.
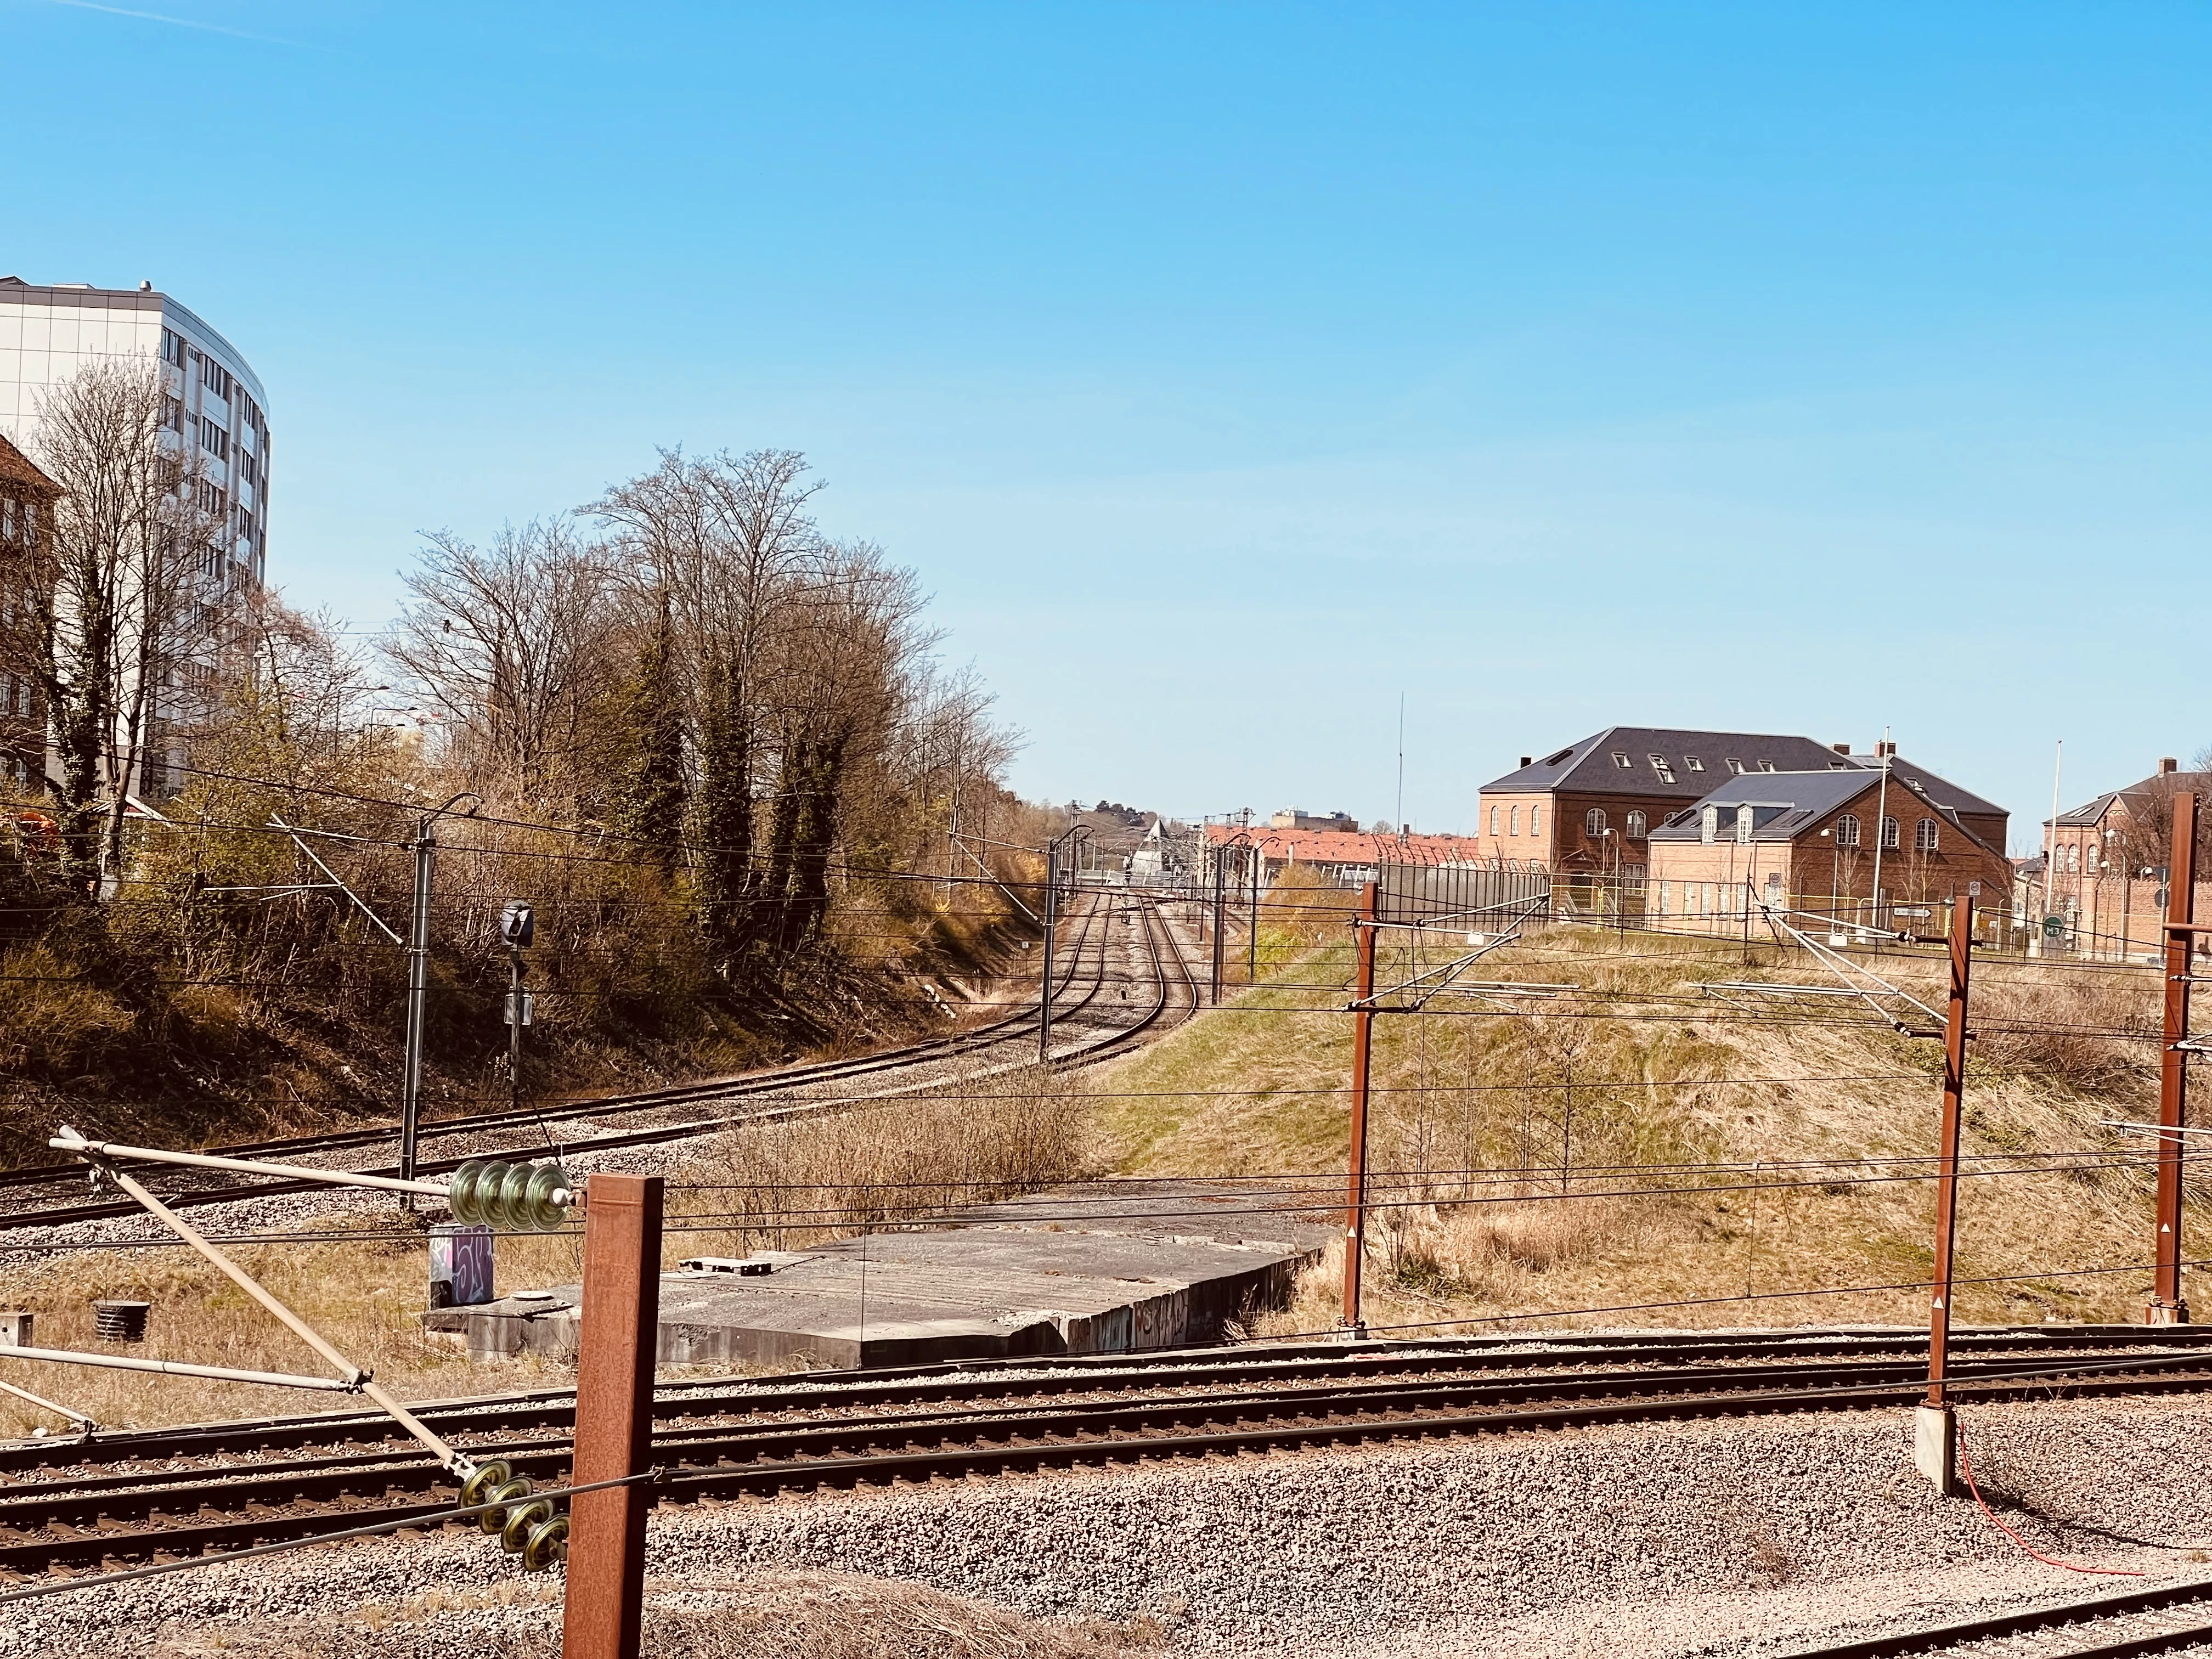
1206 823 1487 866
0 434 59 498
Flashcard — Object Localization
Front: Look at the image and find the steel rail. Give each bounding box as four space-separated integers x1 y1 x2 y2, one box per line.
1774 1576 2212 1657
0 897 1161 1235
8 1336 2212 1579
0 898 1125 1203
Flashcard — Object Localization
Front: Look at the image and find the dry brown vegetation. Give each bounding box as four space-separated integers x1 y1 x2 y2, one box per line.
1093 916 2198 1338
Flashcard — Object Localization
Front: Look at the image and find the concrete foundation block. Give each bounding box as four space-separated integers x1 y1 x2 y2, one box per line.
1914 1402 1956 1496
0 1312 29 1348
2147 1301 2192 1327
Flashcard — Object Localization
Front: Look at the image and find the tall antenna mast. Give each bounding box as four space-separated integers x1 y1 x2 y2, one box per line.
1395 692 1406 833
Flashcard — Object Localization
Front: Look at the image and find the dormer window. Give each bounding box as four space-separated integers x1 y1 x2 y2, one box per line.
1726 758 1745 775
1685 757 1705 772
1758 760 1776 772
1611 752 1632 769
1649 755 1675 784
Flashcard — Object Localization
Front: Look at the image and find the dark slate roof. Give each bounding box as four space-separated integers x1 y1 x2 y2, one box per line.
1845 754 2005 820
2049 771 2212 828
1647 770 1884 842
1480 728 1858 800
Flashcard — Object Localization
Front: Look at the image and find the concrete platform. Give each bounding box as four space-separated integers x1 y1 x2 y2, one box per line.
425 1182 1336 1370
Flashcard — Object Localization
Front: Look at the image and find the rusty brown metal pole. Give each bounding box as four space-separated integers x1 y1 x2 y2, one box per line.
561 1173 663 1659
2152 792 2198 1323
1926 888 1974 1408
1342 881 1379 1335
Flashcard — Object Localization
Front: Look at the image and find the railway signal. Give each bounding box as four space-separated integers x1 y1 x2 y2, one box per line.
501 899 535 1111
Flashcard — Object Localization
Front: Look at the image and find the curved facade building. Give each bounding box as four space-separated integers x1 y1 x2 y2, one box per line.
0 276 270 589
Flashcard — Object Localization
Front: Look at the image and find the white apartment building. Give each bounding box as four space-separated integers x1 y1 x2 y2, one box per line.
0 276 270 588
0 276 271 795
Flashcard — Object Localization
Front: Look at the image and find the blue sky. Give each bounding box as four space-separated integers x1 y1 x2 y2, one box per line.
8 3 2209 847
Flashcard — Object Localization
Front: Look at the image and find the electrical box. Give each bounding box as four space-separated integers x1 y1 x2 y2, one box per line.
428 1224 494 1309
505 990 535 1027
499 900 535 949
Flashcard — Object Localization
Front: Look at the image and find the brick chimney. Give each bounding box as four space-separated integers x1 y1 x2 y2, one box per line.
2160 757 2178 775
1519 756 1532 769
1832 742 1850 755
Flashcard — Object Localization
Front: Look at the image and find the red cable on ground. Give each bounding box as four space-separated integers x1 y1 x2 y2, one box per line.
1954 1420 2144 1578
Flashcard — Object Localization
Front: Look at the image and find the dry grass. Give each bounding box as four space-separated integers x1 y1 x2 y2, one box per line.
146 1571 1164 1658
668 1068 1099 1257
1093 918 2203 1338
0 1073 1097 1438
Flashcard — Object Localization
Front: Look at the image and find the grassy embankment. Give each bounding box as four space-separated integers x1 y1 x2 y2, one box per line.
1093 869 2187 1338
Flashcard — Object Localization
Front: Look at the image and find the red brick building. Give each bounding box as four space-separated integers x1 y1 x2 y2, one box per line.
1475 727 1865 876
1646 766 2014 934
2039 758 2212 960
0 434 59 800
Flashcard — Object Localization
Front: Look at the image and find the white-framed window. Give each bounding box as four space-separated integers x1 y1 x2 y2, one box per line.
1530 805 1542 837
1735 805 1754 845
1490 805 1500 836
1701 805 1719 845
1685 756 1705 772
1835 814 1860 847
1626 810 1646 839
1509 805 1519 836
1649 755 1675 783
1586 808 1607 837
1881 815 1900 850
1915 817 1939 853
1611 752 1632 769
1758 760 1776 772
2067 843 2079 873
1726 758 1745 774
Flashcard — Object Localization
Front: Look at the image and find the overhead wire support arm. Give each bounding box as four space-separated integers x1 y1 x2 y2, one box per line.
1713 899 1948 1035
267 814 405 945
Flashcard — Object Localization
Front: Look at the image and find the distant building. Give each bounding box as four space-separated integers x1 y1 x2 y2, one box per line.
0 276 272 797
1268 808 1359 832
0 277 270 591
2040 757 2212 960
1646 766 2013 934
1206 823 1487 890
1476 728 1860 875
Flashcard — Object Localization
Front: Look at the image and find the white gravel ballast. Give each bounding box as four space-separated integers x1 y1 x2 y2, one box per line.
15 1396 2212 1657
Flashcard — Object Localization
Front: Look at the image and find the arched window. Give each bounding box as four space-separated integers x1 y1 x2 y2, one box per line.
1881 816 1900 850
1530 805 1542 837
1735 805 1754 845
1626 810 1646 840
1490 805 1500 836
2067 844 2079 873
1915 817 1939 853
1585 808 1606 837
1835 814 1860 848
1509 805 1520 836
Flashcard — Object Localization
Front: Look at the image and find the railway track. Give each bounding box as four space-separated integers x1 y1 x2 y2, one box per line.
1782 1576 2212 1657
3 1325 2210 1582
0 892 1193 1238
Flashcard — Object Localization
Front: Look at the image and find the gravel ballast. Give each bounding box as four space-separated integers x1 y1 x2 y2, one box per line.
14 1397 2212 1657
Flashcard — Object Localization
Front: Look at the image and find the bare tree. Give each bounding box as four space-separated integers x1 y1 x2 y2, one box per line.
14 359 221 895
384 519 623 800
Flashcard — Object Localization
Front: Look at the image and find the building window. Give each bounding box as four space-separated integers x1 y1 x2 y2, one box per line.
2067 843 2079 873
1585 807 1606 837
1626 811 1646 839
1530 805 1541 837
1611 752 1632 769
1758 760 1776 772
1649 755 1674 784
1881 815 1900 850
1835 814 1860 847
1725 758 1745 775
1490 805 1500 836
1915 817 1939 853
1685 756 1705 772
1701 805 1718 845
1735 805 1754 845
1509 806 1519 836
2086 843 2099 874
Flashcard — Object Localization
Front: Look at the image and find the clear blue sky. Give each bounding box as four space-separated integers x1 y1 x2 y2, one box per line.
10 3 2209 848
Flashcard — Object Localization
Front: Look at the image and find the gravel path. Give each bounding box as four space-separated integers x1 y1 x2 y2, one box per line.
15 1395 2212 1657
